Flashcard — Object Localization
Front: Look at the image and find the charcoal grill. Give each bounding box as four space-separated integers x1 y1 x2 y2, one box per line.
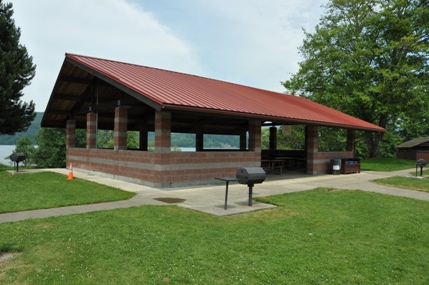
236 167 266 206
416 159 427 176
10 153 26 172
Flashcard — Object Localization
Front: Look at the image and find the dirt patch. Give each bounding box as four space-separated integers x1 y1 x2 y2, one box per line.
0 252 21 266
325 188 344 192
154 197 185 204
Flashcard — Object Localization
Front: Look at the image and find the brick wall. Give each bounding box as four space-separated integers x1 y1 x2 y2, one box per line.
307 151 355 175
67 148 260 188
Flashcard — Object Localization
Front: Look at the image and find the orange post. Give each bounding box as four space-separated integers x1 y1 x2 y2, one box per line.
67 163 74 180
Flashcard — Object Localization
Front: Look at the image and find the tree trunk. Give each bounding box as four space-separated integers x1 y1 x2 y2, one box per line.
365 114 387 158
365 131 385 158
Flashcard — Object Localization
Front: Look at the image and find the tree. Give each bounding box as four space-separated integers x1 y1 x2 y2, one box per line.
0 0 36 135
283 0 429 158
97 130 140 149
13 136 35 166
33 128 86 168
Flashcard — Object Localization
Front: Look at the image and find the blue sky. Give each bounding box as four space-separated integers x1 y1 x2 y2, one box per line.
12 0 326 112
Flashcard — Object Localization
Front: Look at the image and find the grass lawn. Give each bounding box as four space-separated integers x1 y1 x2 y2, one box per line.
360 158 415 171
1 189 429 284
0 171 135 213
363 158 429 193
372 176 429 193
0 163 13 171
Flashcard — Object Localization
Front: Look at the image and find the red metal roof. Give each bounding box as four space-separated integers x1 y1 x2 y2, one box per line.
66 53 385 132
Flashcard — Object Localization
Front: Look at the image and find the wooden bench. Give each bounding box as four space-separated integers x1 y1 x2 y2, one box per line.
261 160 285 174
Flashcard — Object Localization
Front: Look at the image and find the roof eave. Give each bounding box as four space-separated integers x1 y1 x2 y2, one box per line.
162 104 386 132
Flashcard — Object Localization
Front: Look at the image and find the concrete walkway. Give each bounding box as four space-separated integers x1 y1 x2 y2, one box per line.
1 168 428 223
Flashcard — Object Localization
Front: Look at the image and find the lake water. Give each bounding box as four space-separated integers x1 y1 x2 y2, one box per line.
0 145 15 165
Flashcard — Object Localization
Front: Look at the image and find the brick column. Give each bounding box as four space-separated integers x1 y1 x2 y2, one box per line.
86 112 97 149
347 129 356 153
154 111 171 153
154 111 171 188
248 120 261 152
114 107 128 151
66 120 76 148
306 126 318 174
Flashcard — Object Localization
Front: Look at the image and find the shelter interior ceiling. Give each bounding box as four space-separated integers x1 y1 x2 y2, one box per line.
42 60 270 135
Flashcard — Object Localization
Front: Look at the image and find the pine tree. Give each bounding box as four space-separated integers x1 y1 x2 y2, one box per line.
0 0 36 135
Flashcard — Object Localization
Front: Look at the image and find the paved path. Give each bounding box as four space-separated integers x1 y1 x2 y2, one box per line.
1 168 427 223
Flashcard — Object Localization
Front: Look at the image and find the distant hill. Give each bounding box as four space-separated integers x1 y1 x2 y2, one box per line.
0 112 240 148
0 112 43 145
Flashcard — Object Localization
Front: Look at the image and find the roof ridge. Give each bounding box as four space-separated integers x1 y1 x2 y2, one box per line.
65 53 286 96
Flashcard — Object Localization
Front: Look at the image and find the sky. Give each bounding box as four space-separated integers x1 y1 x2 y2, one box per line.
11 0 327 112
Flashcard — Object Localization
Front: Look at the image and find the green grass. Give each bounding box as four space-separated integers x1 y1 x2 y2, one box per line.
0 163 13 171
372 176 429 193
360 158 415 171
1 189 429 284
0 171 135 213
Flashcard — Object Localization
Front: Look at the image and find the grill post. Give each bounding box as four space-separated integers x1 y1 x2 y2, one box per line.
248 183 254 206
416 159 427 177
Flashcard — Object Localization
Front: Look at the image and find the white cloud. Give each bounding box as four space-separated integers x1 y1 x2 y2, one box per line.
12 0 202 111
11 0 326 112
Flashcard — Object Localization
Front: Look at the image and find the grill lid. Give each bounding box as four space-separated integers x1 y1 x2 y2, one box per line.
10 153 26 162
236 167 266 185
417 159 427 167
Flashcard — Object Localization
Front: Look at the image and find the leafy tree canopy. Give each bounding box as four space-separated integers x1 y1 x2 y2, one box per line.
12 136 35 166
0 0 36 135
283 0 429 157
33 128 86 168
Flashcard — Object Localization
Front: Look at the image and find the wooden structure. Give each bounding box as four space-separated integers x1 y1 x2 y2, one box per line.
341 158 360 174
396 138 429 161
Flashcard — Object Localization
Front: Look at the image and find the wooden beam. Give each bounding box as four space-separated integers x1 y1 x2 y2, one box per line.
66 57 163 111
52 93 80 101
71 97 143 115
45 110 71 116
59 75 112 87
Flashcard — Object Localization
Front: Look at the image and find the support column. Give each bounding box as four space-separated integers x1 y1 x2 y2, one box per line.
196 131 204 151
248 120 261 152
114 107 128 151
86 112 97 149
139 124 148 151
269 126 277 156
240 131 247 150
347 129 356 153
154 111 171 188
154 111 171 153
306 126 318 174
66 120 76 148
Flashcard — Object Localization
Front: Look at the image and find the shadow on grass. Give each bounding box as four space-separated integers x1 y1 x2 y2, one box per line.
0 243 22 253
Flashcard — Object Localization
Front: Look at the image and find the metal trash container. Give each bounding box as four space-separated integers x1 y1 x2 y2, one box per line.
330 158 341 175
